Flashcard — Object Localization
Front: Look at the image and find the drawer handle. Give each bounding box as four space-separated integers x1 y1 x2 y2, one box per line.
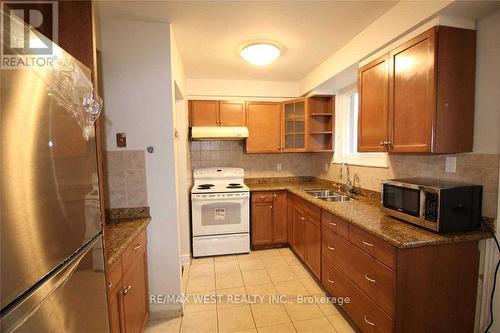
327 245 335 251
260 196 266 199
329 222 337 227
364 274 376 283
327 277 335 284
123 285 132 295
362 240 374 247
364 315 375 326
108 282 113 289
133 244 142 250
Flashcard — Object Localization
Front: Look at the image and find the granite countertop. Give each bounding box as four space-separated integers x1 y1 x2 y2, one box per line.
247 180 492 249
104 217 150 266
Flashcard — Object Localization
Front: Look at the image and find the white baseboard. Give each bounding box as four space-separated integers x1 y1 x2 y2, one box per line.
180 254 191 266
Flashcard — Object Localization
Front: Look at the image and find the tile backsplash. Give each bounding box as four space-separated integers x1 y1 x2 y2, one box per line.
190 140 312 178
104 150 148 208
312 153 499 218
189 140 499 218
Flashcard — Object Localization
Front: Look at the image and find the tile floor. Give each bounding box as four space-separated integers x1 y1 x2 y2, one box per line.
146 248 357 333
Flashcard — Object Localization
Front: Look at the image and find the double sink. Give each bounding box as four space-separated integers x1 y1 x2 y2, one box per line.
302 189 352 202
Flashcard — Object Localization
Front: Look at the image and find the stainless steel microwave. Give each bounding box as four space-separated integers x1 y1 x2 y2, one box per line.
381 178 482 233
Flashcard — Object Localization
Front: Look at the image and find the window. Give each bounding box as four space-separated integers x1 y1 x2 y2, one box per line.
334 84 388 168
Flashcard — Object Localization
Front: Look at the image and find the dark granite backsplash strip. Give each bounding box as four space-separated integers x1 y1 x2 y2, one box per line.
106 207 150 221
245 176 314 184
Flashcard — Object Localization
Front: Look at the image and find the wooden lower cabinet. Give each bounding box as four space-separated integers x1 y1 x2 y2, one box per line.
289 195 321 279
106 229 150 333
321 214 479 333
251 191 288 247
291 204 306 259
304 217 321 279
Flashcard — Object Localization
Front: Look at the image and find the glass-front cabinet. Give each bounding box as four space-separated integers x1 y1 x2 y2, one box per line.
283 99 307 152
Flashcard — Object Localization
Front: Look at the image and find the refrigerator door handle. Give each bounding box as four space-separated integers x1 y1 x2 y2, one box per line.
0 235 101 333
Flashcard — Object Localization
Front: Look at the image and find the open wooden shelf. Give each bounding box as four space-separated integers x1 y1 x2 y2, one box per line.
310 113 333 116
307 96 335 152
311 131 333 135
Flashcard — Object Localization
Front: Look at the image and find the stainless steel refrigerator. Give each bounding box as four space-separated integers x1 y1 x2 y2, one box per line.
0 59 109 331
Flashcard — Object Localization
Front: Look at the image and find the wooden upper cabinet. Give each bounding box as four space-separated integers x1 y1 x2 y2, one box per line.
283 99 308 152
246 102 282 153
219 101 246 126
190 100 219 126
358 55 389 152
389 28 436 153
358 26 475 154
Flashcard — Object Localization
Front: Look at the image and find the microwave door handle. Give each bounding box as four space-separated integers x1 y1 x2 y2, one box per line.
419 187 426 223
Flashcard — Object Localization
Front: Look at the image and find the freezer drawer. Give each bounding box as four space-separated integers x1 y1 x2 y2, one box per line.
0 235 109 333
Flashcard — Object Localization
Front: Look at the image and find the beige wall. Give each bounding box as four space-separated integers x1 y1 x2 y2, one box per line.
190 140 312 178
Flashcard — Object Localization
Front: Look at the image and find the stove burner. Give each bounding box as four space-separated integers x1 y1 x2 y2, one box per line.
197 184 215 190
228 183 241 186
226 184 243 189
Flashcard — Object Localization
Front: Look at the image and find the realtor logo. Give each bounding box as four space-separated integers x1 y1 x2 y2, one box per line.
1 1 58 68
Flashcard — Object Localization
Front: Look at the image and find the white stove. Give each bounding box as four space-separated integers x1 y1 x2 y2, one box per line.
191 168 250 257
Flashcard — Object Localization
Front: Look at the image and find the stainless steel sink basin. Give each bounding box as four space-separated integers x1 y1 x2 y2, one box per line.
302 189 352 202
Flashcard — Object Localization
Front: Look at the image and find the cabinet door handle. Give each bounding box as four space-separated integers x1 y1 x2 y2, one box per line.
364 274 376 283
133 244 142 250
270 205 273 209
123 285 132 295
327 277 335 284
300 216 305 221
329 222 337 227
108 282 112 289
364 315 375 326
327 245 335 251
379 141 385 146
362 240 374 247
273 193 277 198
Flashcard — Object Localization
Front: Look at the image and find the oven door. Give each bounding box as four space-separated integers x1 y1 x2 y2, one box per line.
191 192 250 236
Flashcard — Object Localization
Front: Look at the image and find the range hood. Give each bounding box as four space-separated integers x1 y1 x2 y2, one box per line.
191 126 249 140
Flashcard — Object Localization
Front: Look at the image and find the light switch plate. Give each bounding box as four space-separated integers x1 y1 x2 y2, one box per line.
324 163 329 172
445 156 457 173
277 163 282 171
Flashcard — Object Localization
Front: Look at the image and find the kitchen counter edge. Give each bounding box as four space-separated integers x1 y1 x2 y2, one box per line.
104 217 151 266
247 182 491 249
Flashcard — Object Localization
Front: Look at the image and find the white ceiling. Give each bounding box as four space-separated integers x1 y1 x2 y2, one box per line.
96 1 398 81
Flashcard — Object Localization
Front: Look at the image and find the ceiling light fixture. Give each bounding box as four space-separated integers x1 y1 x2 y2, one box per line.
240 42 281 66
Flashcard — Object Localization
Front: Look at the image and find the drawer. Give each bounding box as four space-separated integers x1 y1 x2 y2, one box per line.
327 262 393 333
335 234 395 317
294 196 321 223
321 257 336 295
321 227 339 266
252 192 273 203
321 211 348 239
349 225 396 270
122 229 147 273
107 257 123 293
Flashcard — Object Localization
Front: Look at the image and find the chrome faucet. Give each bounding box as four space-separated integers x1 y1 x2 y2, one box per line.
338 162 354 195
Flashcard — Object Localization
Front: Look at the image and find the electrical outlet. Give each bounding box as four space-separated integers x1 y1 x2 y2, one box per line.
445 156 457 173
277 163 282 171
324 163 329 172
